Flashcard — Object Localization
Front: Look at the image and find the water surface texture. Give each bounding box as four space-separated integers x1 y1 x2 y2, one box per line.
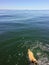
0 10 49 65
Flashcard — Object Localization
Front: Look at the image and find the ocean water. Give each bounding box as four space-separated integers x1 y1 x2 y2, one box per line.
0 10 49 65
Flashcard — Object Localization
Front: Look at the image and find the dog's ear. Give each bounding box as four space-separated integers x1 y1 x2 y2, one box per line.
31 60 37 63
34 61 38 65
31 61 34 63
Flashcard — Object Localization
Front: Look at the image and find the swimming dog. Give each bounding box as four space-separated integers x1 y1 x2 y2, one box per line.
28 49 38 65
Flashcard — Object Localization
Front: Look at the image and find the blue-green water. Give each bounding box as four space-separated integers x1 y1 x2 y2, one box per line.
0 10 49 65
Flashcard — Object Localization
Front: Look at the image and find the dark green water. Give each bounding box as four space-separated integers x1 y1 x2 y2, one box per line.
0 10 49 65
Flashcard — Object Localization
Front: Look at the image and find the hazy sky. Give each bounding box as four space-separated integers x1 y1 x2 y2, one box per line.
0 0 49 10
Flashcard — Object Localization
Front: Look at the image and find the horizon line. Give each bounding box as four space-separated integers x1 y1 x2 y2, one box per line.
0 9 49 10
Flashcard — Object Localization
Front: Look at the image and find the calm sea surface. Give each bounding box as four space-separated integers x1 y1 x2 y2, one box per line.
0 10 49 65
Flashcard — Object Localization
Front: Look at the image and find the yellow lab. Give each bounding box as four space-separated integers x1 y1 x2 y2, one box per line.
28 49 37 64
